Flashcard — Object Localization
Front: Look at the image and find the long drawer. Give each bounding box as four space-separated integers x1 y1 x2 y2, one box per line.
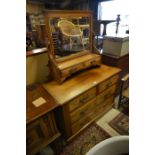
71 96 114 135
96 84 117 106
68 87 96 112
98 74 119 93
70 98 96 124
71 110 95 135
62 63 84 77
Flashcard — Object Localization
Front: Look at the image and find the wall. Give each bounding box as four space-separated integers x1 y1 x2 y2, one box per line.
26 53 49 85
26 1 44 14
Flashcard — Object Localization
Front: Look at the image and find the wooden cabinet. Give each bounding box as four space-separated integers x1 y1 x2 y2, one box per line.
43 65 121 140
45 10 101 84
26 84 60 155
101 53 129 94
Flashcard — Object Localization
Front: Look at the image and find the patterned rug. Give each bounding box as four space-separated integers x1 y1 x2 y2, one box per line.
108 112 129 135
60 123 111 155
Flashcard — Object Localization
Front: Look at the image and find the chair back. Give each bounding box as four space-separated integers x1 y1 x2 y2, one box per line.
58 20 82 36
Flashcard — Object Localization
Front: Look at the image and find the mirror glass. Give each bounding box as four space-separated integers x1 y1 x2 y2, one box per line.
49 17 90 59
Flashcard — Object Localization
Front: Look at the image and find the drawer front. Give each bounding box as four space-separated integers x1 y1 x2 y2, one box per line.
68 87 96 112
27 112 58 153
71 97 113 135
71 111 95 135
62 63 84 77
98 74 119 93
70 98 96 124
84 57 101 68
96 84 117 106
95 97 114 115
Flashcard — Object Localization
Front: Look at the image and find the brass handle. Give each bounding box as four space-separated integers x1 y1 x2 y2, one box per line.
106 82 112 88
69 68 77 74
80 95 89 104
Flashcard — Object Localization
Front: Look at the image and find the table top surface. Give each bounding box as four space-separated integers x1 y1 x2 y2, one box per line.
43 64 121 105
26 84 59 124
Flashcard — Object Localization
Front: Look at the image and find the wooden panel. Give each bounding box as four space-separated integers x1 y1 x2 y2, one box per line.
95 97 114 116
62 63 84 77
58 53 100 69
68 87 96 112
98 74 119 93
96 84 117 106
27 120 45 150
27 112 60 155
70 98 96 123
71 110 95 135
84 56 101 68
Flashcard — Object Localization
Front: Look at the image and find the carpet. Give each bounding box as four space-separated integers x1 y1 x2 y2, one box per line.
60 123 111 155
108 112 129 135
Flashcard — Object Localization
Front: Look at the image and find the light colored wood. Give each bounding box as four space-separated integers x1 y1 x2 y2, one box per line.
43 65 121 139
96 84 117 106
43 65 121 105
58 53 99 69
44 10 101 84
98 74 119 93
68 87 96 112
70 98 96 124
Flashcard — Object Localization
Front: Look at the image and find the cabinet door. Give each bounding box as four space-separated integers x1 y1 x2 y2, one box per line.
26 112 59 155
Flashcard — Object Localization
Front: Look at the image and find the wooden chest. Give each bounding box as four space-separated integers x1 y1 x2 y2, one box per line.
43 65 121 140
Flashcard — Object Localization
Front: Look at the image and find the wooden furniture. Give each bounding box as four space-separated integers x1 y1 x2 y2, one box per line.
26 84 60 155
43 65 121 140
102 53 129 78
45 10 101 84
102 53 129 95
118 74 129 108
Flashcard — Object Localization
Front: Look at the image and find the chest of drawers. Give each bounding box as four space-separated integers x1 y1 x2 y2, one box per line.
43 65 121 140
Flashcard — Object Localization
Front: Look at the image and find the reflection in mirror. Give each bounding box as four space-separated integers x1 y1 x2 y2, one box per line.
50 17 90 59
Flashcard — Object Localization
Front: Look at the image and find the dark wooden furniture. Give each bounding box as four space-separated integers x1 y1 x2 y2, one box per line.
26 84 60 155
45 10 101 84
102 53 129 78
101 53 129 95
118 74 129 108
43 65 121 140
